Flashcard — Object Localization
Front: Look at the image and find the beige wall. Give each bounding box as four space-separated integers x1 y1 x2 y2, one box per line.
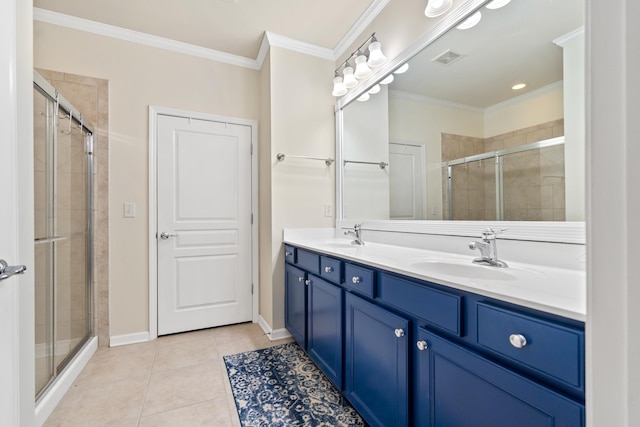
343 85 390 219
34 22 260 337
267 47 336 330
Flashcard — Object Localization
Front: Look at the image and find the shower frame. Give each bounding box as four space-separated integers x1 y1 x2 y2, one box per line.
445 136 565 220
33 70 94 401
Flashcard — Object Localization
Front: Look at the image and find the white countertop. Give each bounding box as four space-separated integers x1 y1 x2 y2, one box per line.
284 235 586 322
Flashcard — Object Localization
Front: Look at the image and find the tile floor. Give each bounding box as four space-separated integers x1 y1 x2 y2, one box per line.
43 322 293 426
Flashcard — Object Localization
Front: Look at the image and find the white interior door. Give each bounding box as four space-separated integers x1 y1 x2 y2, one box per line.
157 115 253 335
389 142 426 220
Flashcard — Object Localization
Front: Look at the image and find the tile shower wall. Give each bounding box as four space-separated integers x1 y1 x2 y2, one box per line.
37 69 110 347
442 119 565 221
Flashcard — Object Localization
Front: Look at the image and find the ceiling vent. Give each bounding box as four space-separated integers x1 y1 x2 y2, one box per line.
432 49 464 65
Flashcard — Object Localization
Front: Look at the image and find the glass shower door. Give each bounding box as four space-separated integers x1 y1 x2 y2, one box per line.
34 82 93 400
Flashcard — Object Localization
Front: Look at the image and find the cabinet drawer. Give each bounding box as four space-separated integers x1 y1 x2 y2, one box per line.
284 245 296 264
379 273 462 336
296 249 319 275
476 303 584 391
319 256 343 285
344 263 375 298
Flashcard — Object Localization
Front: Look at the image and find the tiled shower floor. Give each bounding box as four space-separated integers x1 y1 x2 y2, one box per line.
43 322 293 426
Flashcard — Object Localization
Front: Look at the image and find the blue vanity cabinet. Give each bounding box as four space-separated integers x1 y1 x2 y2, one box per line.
344 292 410 427
284 263 308 348
415 327 584 427
307 275 343 389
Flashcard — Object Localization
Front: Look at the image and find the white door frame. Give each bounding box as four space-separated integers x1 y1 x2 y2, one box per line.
148 106 259 340
1 0 34 424
389 139 428 220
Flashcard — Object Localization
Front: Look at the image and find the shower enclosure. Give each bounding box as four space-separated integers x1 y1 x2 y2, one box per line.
33 71 94 400
444 137 566 221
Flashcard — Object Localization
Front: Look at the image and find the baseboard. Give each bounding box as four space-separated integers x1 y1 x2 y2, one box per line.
258 315 292 341
109 331 150 347
35 336 98 427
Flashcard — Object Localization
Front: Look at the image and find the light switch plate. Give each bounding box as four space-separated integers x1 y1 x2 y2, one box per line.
124 202 136 218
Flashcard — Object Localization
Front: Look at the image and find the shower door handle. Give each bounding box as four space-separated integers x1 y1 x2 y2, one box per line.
0 259 27 282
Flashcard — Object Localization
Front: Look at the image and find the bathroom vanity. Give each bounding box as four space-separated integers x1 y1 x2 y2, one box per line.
283 234 585 427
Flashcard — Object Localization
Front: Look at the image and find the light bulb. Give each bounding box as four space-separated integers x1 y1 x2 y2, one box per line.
368 84 381 95
486 0 511 9
367 41 387 68
457 11 482 30
357 93 370 102
354 54 372 79
332 76 347 97
394 63 410 74
343 65 358 89
425 0 453 18
380 74 395 85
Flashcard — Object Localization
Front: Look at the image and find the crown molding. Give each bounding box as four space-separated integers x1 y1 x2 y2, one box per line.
389 89 485 113
333 0 391 61
33 4 393 70
33 7 261 69
484 81 564 113
553 26 585 47
265 31 335 61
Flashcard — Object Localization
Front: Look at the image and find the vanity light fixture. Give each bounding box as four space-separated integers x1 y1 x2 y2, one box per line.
425 0 453 18
332 33 387 97
457 11 482 30
357 92 370 102
512 83 527 90
486 0 511 9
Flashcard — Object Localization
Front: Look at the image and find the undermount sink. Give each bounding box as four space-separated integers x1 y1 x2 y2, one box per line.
410 259 545 282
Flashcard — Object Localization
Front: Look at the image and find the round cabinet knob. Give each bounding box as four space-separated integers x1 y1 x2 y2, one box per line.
394 328 405 338
509 334 527 349
324 266 333 273
305 279 310 286
352 276 361 284
416 340 429 351
298 276 304 282
285 251 292 256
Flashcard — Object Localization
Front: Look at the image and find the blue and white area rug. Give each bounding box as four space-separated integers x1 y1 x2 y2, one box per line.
223 343 365 427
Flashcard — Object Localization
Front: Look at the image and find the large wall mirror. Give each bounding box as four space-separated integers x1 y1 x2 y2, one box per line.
336 0 585 240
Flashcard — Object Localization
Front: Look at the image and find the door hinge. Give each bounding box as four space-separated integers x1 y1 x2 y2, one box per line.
251 213 254 224
250 144 253 155
251 283 254 295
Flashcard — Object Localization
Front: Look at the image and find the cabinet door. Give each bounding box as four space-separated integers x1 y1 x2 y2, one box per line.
345 293 409 427
285 264 307 348
415 327 584 427
307 275 343 389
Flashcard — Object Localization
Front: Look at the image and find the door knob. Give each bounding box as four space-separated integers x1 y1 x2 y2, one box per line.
159 232 178 240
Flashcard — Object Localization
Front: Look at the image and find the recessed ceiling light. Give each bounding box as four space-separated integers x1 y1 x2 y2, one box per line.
512 83 527 90
486 0 511 10
457 11 482 30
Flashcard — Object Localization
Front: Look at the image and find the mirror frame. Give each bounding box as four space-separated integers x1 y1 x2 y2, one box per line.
334 0 586 244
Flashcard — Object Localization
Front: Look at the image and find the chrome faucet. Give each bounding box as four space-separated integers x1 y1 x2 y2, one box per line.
344 223 364 245
469 228 508 268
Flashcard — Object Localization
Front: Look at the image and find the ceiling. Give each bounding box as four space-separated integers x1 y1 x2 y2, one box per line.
389 0 584 108
33 0 375 59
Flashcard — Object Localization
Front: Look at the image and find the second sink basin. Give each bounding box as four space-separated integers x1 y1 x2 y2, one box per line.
410 259 545 282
